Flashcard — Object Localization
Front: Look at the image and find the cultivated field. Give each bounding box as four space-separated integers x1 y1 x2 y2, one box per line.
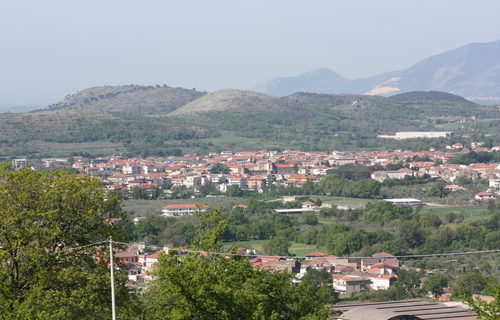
223 240 321 257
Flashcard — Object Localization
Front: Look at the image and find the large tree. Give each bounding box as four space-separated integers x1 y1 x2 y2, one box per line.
142 209 330 319
301 269 339 304
393 269 424 298
262 236 291 256
423 273 450 298
0 167 137 319
453 273 491 297
209 163 231 174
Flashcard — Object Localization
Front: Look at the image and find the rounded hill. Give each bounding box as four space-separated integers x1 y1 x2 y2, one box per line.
48 85 205 115
169 89 282 116
388 90 477 104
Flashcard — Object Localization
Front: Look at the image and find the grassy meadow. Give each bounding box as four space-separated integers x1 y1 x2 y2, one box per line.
223 240 322 257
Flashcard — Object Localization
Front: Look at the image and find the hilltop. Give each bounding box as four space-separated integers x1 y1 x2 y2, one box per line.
49 85 205 115
388 91 477 104
170 89 282 116
254 39 500 103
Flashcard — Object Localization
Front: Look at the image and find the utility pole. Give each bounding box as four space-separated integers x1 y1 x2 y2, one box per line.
109 237 116 320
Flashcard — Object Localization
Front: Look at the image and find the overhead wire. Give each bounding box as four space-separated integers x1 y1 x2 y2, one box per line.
110 240 500 261
52 240 109 255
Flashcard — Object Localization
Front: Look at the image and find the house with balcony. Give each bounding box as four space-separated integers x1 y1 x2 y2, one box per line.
161 203 208 217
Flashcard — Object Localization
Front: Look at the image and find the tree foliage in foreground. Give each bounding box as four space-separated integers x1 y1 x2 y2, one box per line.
462 283 500 320
142 209 330 320
0 166 138 319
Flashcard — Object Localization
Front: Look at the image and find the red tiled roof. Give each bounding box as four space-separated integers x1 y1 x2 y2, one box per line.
335 265 355 272
275 164 295 168
115 251 138 258
306 251 328 257
372 252 395 258
371 263 400 269
259 256 285 261
148 251 163 259
476 192 494 196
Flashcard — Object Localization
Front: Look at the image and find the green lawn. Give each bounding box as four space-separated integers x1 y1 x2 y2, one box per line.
422 205 491 222
123 197 245 217
123 195 376 218
223 240 322 257
317 196 373 208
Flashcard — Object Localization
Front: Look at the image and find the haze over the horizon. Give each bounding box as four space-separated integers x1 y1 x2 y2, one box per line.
1 0 500 106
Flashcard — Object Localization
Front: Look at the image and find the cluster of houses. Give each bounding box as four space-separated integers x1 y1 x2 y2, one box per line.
115 244 481 319
60 146 499 205
116 244 404 294
251 251 401 293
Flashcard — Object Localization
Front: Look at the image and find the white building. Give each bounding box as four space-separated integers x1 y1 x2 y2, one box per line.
371 168 414 182
12 158 27 169
161 203 208 217
395 132 452 139
378 132 452 140
489 179 500 189
122 164 141 174
383 198 423 206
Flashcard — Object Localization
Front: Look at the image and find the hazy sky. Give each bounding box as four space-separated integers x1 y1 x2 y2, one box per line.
1 0 500 105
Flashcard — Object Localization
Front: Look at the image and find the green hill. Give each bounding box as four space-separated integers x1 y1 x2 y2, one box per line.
388 91 477 104
168 89 498 152
169 89 283 116
0 87 497 157
0 108 217 158
49 85 205 115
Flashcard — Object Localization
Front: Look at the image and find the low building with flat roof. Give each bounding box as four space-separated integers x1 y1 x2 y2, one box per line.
378 131 452 140
161 203 208 217
383 198 423 206
335 300 477 320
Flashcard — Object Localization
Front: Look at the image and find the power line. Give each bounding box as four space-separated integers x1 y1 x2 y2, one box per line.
110 240 500 260
53 240 109 255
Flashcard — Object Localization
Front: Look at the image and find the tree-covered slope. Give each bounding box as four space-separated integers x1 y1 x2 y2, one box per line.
388 91 477 104
168 90 498 152
0 87 497 157
0 108 218 157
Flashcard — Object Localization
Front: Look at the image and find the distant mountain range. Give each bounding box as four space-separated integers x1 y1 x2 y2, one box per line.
254 39 500 104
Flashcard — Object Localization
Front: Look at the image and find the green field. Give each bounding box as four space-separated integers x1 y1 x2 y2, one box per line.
0 140 125 158
317 196 373 208
123 197 246 217
223 240 322 257
123 196 374 218
422 205 491 222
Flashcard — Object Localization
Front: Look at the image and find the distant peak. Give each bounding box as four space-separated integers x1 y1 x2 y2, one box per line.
302 68 345 78
306 67 335 74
